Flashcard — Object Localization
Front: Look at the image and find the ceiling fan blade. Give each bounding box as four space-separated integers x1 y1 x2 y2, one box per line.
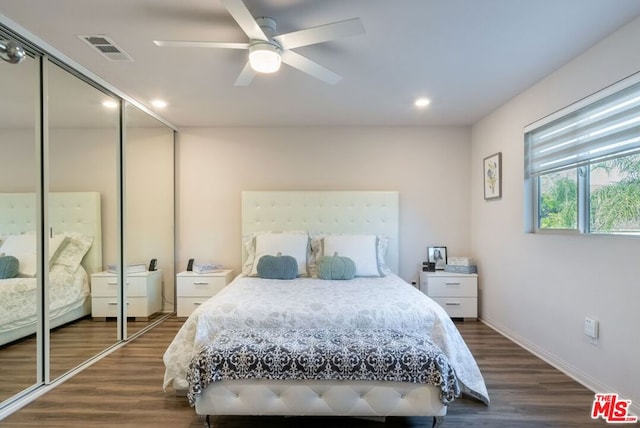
153 40 249 49
280 50 342 85
274 18 364 50
234 61 257 86
221 0 268 41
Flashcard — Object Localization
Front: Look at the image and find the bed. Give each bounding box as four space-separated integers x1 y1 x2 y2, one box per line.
163 191 489 426
0 192 102 347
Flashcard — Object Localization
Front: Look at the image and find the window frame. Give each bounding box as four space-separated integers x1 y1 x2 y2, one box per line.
525 71 640 236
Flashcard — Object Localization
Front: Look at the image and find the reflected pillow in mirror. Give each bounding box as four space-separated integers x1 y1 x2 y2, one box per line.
52 232 94 272
0 255 19 279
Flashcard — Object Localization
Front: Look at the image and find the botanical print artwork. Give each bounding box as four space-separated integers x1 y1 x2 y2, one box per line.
486 160 498 192
484 152 502 200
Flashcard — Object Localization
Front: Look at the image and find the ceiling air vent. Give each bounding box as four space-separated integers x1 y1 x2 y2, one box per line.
78 34 133 61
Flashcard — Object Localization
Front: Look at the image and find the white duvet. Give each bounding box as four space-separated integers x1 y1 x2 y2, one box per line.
163 274 490 405
0 264 89 334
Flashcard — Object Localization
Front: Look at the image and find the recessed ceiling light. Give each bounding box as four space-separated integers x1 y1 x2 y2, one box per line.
151 99 168 109
414 97 431 108
102 99 118 109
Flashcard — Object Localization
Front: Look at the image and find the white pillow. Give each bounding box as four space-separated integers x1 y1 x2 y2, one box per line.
322 234 382 277
0 234 69 276
16 253 38 277
310 233 390 277
52 232 93 272
0 234 34 255
0 234 37 276
49 234 68 263
249 232 309 277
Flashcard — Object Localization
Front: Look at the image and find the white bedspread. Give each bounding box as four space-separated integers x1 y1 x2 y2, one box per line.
163 274 489 405
0 264 89 334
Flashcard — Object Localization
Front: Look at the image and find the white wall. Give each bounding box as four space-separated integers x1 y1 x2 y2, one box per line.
471 16 640 409
0 129 37 192
50 129 119 265
126 127 175 311
1 126 175 311
0 128 119 263
176 126 471 282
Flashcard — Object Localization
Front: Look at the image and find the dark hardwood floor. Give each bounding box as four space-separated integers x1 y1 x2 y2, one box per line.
0 313 165 402
1 317 607 427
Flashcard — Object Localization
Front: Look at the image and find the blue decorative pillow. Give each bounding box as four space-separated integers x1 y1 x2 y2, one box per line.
0 255 20 279
256 253 298 280
318 252 356 280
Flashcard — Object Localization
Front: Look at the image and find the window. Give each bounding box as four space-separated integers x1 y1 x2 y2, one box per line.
525 74 640 235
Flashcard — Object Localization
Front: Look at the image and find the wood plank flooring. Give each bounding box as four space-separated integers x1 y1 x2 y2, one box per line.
0 314 164 402
1 317 607 427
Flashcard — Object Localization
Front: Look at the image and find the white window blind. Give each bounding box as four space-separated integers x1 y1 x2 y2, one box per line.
525 78 640 177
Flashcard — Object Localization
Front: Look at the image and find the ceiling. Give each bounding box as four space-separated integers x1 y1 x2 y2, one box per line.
1 0 640 129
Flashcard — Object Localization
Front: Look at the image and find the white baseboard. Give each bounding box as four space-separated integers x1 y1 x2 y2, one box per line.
479 317 640 416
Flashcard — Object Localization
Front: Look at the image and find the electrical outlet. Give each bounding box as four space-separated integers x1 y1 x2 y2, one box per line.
584 317 599 339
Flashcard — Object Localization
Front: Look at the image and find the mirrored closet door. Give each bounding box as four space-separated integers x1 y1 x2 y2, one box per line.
0 39 38 403
47 60 120 380
124 103 174 336
0 21 175 413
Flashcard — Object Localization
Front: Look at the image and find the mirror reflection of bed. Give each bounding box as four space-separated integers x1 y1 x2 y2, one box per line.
0 191 166 401
0 192 107 400
0 46 176 409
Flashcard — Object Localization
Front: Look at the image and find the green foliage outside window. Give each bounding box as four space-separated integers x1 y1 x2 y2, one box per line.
539 173 577 229
590 154 640 233
539 154 640 233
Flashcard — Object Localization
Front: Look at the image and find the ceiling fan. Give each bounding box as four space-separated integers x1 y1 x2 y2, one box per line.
153 0 365 86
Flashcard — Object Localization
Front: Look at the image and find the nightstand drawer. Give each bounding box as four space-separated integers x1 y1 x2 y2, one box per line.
176 270 234 318
126 276 153 297
91 297 149 318
431 297 477 318
91 276 119 297
427 276 477 297
91 271 161 297
177 297 211 317
177 276 228 297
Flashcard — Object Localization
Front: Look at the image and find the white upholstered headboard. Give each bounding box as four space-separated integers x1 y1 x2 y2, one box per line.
0 192 102 274
242 191 399 273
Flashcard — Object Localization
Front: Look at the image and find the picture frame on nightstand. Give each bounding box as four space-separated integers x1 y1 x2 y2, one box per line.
428 246 447 270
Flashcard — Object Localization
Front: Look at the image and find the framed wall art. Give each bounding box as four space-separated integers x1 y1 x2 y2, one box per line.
483 152 502 200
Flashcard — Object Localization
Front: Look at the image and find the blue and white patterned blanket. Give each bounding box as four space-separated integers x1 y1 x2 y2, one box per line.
186 328 460 406
164 274 489 406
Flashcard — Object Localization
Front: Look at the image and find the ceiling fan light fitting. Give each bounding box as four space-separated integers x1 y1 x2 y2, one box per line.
249 42 281 74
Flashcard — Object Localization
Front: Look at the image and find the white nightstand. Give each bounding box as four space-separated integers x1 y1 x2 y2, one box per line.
90 270 162 321
176 270 234 318
419 271 478 320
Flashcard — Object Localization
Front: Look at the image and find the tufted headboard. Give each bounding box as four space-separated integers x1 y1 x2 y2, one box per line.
0 192 102 274
242 191 399 273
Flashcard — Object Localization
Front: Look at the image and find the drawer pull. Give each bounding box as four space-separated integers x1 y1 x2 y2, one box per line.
445 282 461 286
445 302 461 306
107 302 130 305
193 282 210 285
107 282 118 285
194 302 202 306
